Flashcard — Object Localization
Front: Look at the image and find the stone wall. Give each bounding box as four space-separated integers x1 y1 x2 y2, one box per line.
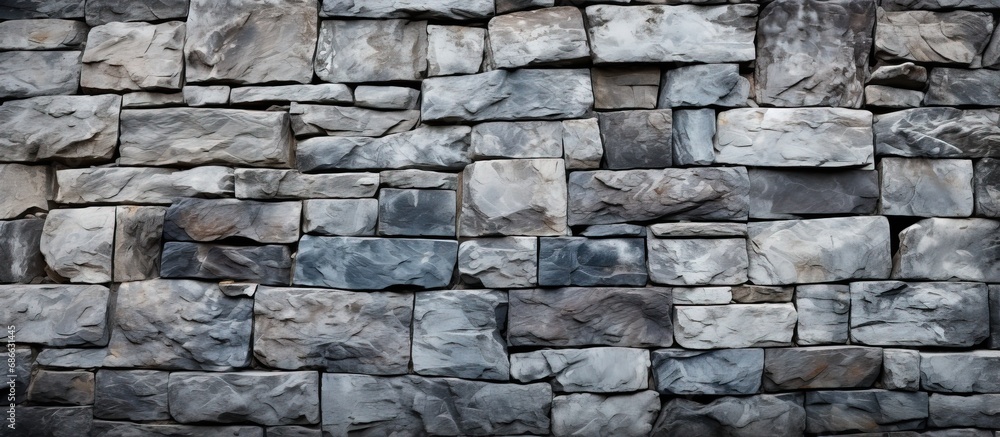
2 0 1000 436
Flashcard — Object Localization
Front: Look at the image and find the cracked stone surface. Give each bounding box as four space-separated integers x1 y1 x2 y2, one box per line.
875 9 992 65
470 121 562 160
975 158 1000 217
229 84 352 105
893 218 1000 282
929 394 1000 428
882 349 921 391
0 284 109 347
925 68 1000 106
354 86 419 110
671 109 716 166
552 391 660 437
796 284 851 345
84 0 188 24
652 348 763 395
487 6 589 69
874 108 1000 158
920 351 1000 393
562 118 603 169
593 67 659 110
377 189 456 237
598 110 673 169
412 290 509 380
294 236 456 290
0 94 121 163
320 0 494 20
652 394 806 437
169 371 319 426
510 347 650 393
0 164 49 220
427 25 484 77
674 304 797 349
81 21 185 91
659 64 749 108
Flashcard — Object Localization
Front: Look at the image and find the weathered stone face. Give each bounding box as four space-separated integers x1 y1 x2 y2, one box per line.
796 284 851 345
647 238 748 286
875 108 1000 158
412 290 509 380
882 349 921 391
169 371 319 426
427 25 484 77
0 164 49 220
18 407 94 437
320 0 494 20
160 242 292 285
301 199 378 236
749 169 879 219
94 370 170 421
471 121 562 160
598 110 673 169
91 422 263 437
805 390 929 433
593 67 660 110
552 392 660 437
653 349 763 395
562 118 603 169
163 198 301 244
114 206 165 282
315 19 426 83
0 284 110 347
929 394 1000 428
235 169 377 200
673 304 797 349
41 207 116 283
925 68 1000 106
510 347 650 393
893 218 1000 282
458 237 538 288
354 86 419 110
0 51 80 99
920 351 1000 393
297 126 471 172
538 237 647 287
0 0 84 19
653 394 807 437
84 0 189 24
488 7 588 69
293 236 456 290
460 159 567 237
763 346 882 391
879 158 974 217
875 9 992 65
0 18 88 50
660 64 749 108
421 69 594 122
81 21 185 91
57 166 234 205
378 189 456 237
0 95 121 163
289 104 418 138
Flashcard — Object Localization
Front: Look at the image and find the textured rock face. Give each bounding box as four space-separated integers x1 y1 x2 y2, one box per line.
85 0 188 24
920 351 1000 393
230 84 351 105
427 25 484 77
992 285 1000 349
0 51 80 99
301 199 378 236
749 169 879 219
254 287 411 374
747 217 891 285
11 346 31 404
90 422 263 437
893 218 1000 282
593 67 660 110
796 284 851 345
0 284 109 346
422 69 593 122
975 158 1000 217
294 236 456 290
0 0 84 19
510 347 650 392
756 0 874 107
647 238 748 286
879 158 974 217
81 21 185 91
460 159 567 237
598 110 672 169
160 242 292 285
0 18 88 49
164 198 301 244
235 169 377 200
865 85 923 108
875 9 992 64
290 104 418 138
875 108 1000 158
659 64 748 108
563 118 604 169
56 166 234 205
716 108 874 167
552 392 660 437
649 222 747 238
0 219 45 283
94 370 170 421
653 394 807 437
925 68 1000 106
537 237 647 287
805 390 929 433
850 281 990 347
0 164 49 219
882 349 921 391
929 394 1000 428
381 169 458 190
114 206 165 282
458 237 537 288
315 19 425 83
378 189 456 237
320 0 494 19
671 109 716 166
41 206 115 283
297 126 471 172
487 6 589 68
508 287 673 348
674 304 797 349
0 94 121 162
763 346 882 391
27 370 94 405
185 0 316 84
413 290 508 380
652 349 763 395
169 372 319 425
18 407 94 437
471 121 562 160
354 86 418 110
586 4 757 64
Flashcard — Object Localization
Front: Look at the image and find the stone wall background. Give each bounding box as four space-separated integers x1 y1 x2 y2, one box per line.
3 0 1000 435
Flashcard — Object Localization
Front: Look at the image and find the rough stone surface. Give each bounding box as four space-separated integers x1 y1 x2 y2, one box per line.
0 284 109 346
297 126 471 172
27 370 94 405
592 67 660 110
163 198 301 244
975 158 1000 217
427 25 484 77
41 207 115 283
182 85 230 106
747 217 891 285
354 86 419 110
320 0 494 20
865 85 924 108
929 394 1000 428
413 290 509 380
598 110 673 169
90 422 263 437
0 18 88 50
12 346 31 404
0 164 49 220
730 285 794 304
562 118 604 169
0 51 80 99
850 281 990 347
652 394 807 437
796 284 851 345
875 108 1000 158
510 347 649 393
870 62 928 89
875 9 992 65
763 346 882 391
289 104 418 138
488 7 589 69
114 206 165 282
920 351 1000 393
470 121 562 160
672 108 717 166
94 370 170 421
85 0 188 24
648 222 747 238
749 169 879 219
460 158 567 237
56 166 234 205
315 19 426 83
879 158 974 217
881 0 1000 9
0 95 121 163
380 169 458 190
659 64 749 107
458 237 538 288
422 69 593 122
805 390 929 433
236 169 377 200
882 349 921 391
647 238 748 286
652 348 763 395
293 236 456 290
0 0 84 19
674 304 797 349
229 84 352 106
160 242 292 285
672 287 732 305
17 407 94 437
254 287 411 374
508 287 673 348
992 285 1000 349
893 218 1000 282
538 237 647 287
81 21 185 92
169 372 319 425
301 199 378 236
552 391 660 437
120 91 184 108
580 224 646 238
925 68 1000 106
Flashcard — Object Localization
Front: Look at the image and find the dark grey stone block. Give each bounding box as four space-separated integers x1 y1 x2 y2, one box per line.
653 349 763 395
749 169 879 219
160 241 292 286
598 110 672 169
538 237 647 287
377 189 455 237
293 236 456 290
94 370 170 421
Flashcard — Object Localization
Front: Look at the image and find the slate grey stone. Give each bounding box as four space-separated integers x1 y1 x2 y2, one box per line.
289 104 419 138
254 287 410 375
496 0 555 14
422 69 593 122
321 374 551 436
805 390 928 433
648 222 747 238
925 68 1000 106
881 349 921 391
869 62 928 89
652 348 763 395
94 370 170 421
10 346 31 405
568 167 750 225
715 108 874 167
114 206 165 282
508 287 673 347
488 6 589 69
0 95 121 163
672 108 716 166
893 218 1000 282
749 169 879 219
427 25 484 77
229 84 353 106
293 236 456 290
879 158 974 217
881 0 1000 8
579 224 646 237
875 9 992 65
659 64 748 107
929 394 1000 428
120 91 185 108
85 0 188 24
56 166 234 205
413 290 509 380
320 0 494 19
592 67 660 110
220 282 257 298
796 284 851 345
0 284 109 346
920 351 1000 393
538 237 647 287
586 4 757 64
874 108 1000 158
975 158 1000 217
301 199 378 236
563 118 604 169
40 206 115 283
992 285 1000 349
647 238 748 286
0 0 83 19
0 164 48 220
471 121 562 160
35 347 109 368
850 281 990 347
81 21 185 91
763 346 881 391
552 391 660 437
185 0 317 84
182 85 230 106
104 279 252 370
460 158 567 237
674 304 797 349
458 237 538 288
163 198 301 244
0 51 80 99
748 217 891 285
756 0 874 107
865 85 924 108
236 169 377 200
510 347 650 393
354 86 419 110
652 394 806 437
730 285 793 303
315 19 426 83
90 422 263 437
160 242 292 286
169 371 319 425
119 109 294 167
599 110 672 169
27 370 94 405
18 406 93 437
266 427 320 437
380 169 458 190
672 287 732 305
0 19 88 50
297 126 471 172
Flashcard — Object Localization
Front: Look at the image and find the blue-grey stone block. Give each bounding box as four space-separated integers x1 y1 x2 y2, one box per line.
294 236 457 290
537 237 646 286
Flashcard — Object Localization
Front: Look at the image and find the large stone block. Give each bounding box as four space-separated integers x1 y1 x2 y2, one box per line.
592 67 659 110
0 164 49 220
586 4 757 64
674 304 796 349
254 287 411 375
81 21 184 91
163 198 301 244
413 290 508 380
598 110 672 169
301 199 377 236
894 218 1000 282
41 207 115 283
114 206 165 282
929 394 1000 428
56 167 234 205
538 237 647 287
552 392 660 437
508 287 673 348
185 0 316 84
169 372 319 425
0 18 87 50
652 394 806 437
875 108 1000 158
488 6 588 68
647 238 748 286
289 104 419 138
94 370 169 421
925 68 1000 106
879 158 974 217
235 169 377 200
427 25 484 77
460 158 567 237
470 121 562 160
85 0 189 24
747 217 891 285
850 281 989 347
763 346 881 391
160 242 292 285
716 108 874 167
796 284 851 345
0 95 120 163
297 126 471 172
378 189 456 237
921 351 1000 393
0 51 80 99
0 284 109 346
458 237 538 288
119 109 294 167
652 349 763 395
805 390 928 433
749 169 879 219
510 347 649 393
659 64 749 108
320 0 494 20
315 19 426 83
422 69 593 122
293 236 456 290
875 9 992 65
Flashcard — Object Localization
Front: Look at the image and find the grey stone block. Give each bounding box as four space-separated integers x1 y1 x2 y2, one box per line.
510 347 649 393
929 394 1000 428
975 158 1000 217
671 108 716 166
875 108 1000 158
879 158 974 217
181 85 230 106
652 394 806 437
353 86 419 110
552 392 660 437
413 290 509 380
749 169 879 219
869 62 927 89
380 169 458 190
592 67 659 110
0 51 80 99
0 95 120 163
0 284 108 347
652 348 763 395
875 9 992 65
163 198 301 244
235 169 377 200
562 118 603 169
422 69 593 122
41 206 115 283
315 19 425 83
470 121 562 160
730 285 794 303
865 85 924 108
427 25 484 77
27 370 94 405
648 222 747 238
18 406 93 437
598 110 672 169
921 351 1000 393
160 242 292 285
460 158 567 237
805 390 928 433
659 64 748 107
647 238 748 286
377 189 455 237
293 236 456 290
458 237 538 288
289 104 418 138
538 237 647 287
297 126 471 172
85 0 188 24
169 371 319 425
229 84 352 106
796 284 851 345
114 206 165 282
925 68 1000 106
893 218 1000 282
674 304 796 349
672 287 732 305
56 166 234 205
91 422 263 437
81 21 185 91
0 219 46 283
301 199 378 236
0 18 86 51
94 370 169 421
320 0 494 20
850 281 989 347
881 349 921 391
763 346 882 391
487 6 589 69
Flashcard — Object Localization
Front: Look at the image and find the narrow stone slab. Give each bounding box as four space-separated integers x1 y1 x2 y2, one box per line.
538 237 647 287
378 189 455 237
427 25 485 77
648 222 747 238
660 64 749 108
413 290 508 380
320 0 494 20
181 85 230 106
289 104 419 138
925 68 1000 106
302 199 378 236
11 346 30 404
562 118 603 169
850 281 989 347
875 108 1000 158
294 236 456 290
236 169 377 199
879 158 974 217
764 346 881 391
460 159 567 236
94 370 169 421
653 394 806 437
27 370 94 405
458 237 538 288
598 110 672 169
0 219 45 283
0 51 80 99
865 85 923 108
56 167 234 205
510 347 649 393
716 108 874 167
422 69 593 122
121 91 184 108
0 164 49 219
805 390 928 433
568 168 750 225
652 349 763 395
0 19 88 50
730 285 794 303
41 207 115 283
381 169 458 190
674 304 797 349
169 372 318 425
0 284 109 346
921 351 1000 393
992 285 1000 349
114 206 165 282
315 19 426 83
297 126 471 172
929 394 1000 428
160 242 292 285
85 0 189 24
163 198 301 244
230 84 352 105
0 95 121 163
91 422 263 437
749 169 879 219
975 158 1000 217
254 287 411 374
354 86 419 110
487 6 589 69
81 21 185 91
748 217 891 285
580 224 646 238
796 284 850 345
0 0 84 19
508 287 673 348
881 0 1000 9
875 9 992 65
869 62 927 88
647 238 748 286
119 108 294 167
470 121 562 160
552 392 660 437
882 349 920 391
586 4 757 64
894 218 1000 282
593 67 660 110
672 287 732 305
105 279 252 370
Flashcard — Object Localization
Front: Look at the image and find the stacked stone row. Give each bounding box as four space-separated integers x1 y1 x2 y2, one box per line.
4 0 1000 436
